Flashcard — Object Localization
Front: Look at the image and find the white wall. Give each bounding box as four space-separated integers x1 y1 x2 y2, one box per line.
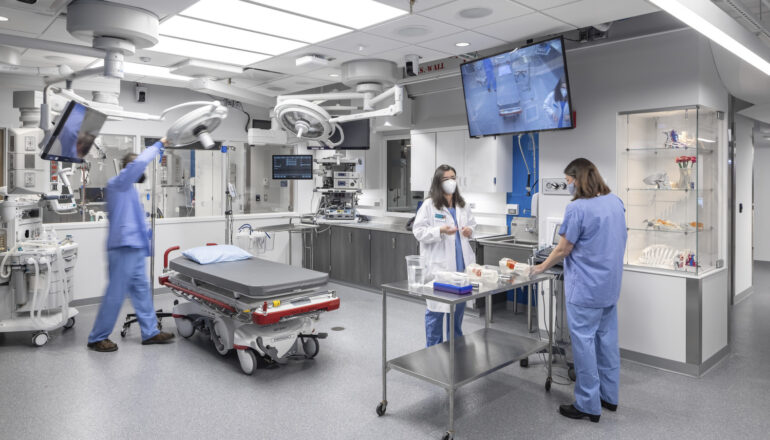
754 126 770 261
734 115 754 293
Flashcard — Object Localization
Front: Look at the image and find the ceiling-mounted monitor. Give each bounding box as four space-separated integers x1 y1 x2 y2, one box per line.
308 119 370 150
41 101 107 163
460 36 574 138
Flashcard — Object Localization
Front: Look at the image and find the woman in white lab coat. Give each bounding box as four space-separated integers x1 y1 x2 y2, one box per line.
543 76 571 129
413 164 477 347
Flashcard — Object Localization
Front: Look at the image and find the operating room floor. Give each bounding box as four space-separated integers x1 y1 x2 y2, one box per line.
2 265 770 440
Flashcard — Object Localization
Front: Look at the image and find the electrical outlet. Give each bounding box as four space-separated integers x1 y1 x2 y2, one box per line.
506 204 519 215
255 194 261 202
542 178 570 195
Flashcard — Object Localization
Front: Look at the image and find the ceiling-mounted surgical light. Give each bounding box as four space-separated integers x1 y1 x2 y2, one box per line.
649 0 770 75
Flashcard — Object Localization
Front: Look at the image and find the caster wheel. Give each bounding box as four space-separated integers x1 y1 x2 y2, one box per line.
442 432 453 440
375 402 387 417
302 337 319 359
120 330 127 338
568 367 576 382
520 358 529 368
157 322 163 331
63 317 76 330
175 318 195 338
32 332 49 347
238 349 257 375
545 377 552 392
173 299 179 305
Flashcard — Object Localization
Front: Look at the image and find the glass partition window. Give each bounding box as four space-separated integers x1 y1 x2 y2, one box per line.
387 138 422 213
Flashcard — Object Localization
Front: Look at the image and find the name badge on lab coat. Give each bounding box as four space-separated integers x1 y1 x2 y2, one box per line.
434 213 446 222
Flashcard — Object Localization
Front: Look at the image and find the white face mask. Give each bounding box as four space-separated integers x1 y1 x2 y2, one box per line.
442 179 457 195
561 87 568 97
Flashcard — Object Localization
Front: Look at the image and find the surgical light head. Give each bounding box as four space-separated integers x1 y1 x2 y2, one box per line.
162 101 228 149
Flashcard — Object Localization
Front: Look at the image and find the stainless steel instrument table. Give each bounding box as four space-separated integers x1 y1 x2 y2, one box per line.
376 274 556 440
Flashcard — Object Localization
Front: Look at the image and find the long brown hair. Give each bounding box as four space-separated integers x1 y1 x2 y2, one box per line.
429 164 466 210
564 158 611 201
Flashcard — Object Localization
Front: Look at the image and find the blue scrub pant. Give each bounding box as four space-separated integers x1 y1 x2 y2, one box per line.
88 247 160 343
566 302 620 415
425 303 466 347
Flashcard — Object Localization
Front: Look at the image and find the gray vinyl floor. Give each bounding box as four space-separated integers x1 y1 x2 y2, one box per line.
2 264 770 440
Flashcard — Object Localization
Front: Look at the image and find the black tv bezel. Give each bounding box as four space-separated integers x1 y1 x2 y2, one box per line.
460 35 575 138
271 154 314 180
41 100 107 164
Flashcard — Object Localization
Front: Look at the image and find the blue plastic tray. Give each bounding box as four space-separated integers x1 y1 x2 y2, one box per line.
433 282 473 295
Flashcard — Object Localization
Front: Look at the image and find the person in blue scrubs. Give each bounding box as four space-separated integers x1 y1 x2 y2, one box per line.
531 158 627 422
87 139 175 352
483 58 497 93
413 165 477 347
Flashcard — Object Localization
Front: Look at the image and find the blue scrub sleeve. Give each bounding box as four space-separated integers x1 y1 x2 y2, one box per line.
559 204 582 245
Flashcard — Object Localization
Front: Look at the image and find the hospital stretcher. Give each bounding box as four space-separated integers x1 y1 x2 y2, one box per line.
160 246 339 375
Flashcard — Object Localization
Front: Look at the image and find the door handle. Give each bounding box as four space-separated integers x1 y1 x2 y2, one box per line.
392 237 396 249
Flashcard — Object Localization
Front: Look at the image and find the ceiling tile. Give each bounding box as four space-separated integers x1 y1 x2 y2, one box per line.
241 67 287 84
247 45 362 76
514 0 580 10
418 30 507 55
317 31 409 56
299 67 345 81
251 75 335 96
424 0 532 29
129 50 189 68
374 44 452 65
372 0 456 12
252 0 407 29
20 49 99 70
0 6 55 36
365 14 464 44
476 12 574 43
110 0 199 19
543 0 658 28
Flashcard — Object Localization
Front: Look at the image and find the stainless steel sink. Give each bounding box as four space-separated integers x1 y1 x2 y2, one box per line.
475 234 538 247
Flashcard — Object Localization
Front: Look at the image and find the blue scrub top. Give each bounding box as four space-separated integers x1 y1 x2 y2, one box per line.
559 194 627 308
448 208 465 272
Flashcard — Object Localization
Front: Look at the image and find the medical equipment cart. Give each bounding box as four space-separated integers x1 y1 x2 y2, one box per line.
376 274 556 440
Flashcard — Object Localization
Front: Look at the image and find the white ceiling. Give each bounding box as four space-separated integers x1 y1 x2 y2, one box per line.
0 0 660 99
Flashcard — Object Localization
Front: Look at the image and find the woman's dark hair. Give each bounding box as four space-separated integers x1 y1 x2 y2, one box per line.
564 158 611 201
554 76 568 102
429 164 466 210
122 152 138 168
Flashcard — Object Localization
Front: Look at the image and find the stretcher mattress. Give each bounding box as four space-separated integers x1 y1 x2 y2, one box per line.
170 256 328 297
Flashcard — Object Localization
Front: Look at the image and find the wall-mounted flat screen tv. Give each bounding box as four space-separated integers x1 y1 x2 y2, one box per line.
460 36 574 137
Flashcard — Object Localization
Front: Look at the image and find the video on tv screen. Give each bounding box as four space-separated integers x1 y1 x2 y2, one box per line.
460 36 574 137
41 101 107 163
308 119 370 150
272 155 313 180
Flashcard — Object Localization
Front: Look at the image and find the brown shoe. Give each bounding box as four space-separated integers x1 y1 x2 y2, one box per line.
142 331 175 345
87 339 118 352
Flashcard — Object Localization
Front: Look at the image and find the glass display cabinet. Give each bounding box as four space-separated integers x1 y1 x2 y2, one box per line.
617 105 722 275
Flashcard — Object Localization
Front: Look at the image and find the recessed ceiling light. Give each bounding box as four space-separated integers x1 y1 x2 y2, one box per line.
357 45 366 52
396 25 430 38
151 36 269 66
329 73 340 77
161 16 305 56
455 42 471 47
179 0 351 44
0 16 8 22
254 0 406 29
458 7 493 19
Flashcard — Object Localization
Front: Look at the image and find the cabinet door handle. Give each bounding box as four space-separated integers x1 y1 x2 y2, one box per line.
348 232 352 243
392 237 396 249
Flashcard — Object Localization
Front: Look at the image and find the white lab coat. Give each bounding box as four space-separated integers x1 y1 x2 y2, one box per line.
413 199 477 313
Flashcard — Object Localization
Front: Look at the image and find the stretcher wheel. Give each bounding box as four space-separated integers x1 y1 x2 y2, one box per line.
376 402 387 417
175 318 194 338
302 337 319 359
568 367 576 382
63 317 76 330
545 377 552 391
212 321 230 356
442 432 453 440
520 358 529 368
32 332 49 347
238 349 257 375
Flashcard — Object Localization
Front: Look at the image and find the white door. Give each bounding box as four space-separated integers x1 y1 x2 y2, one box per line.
410 132 436 192
464 136 498 192
436 130 466 189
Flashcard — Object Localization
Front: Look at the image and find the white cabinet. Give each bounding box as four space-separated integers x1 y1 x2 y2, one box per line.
412 127 511 194
410 132 437 192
